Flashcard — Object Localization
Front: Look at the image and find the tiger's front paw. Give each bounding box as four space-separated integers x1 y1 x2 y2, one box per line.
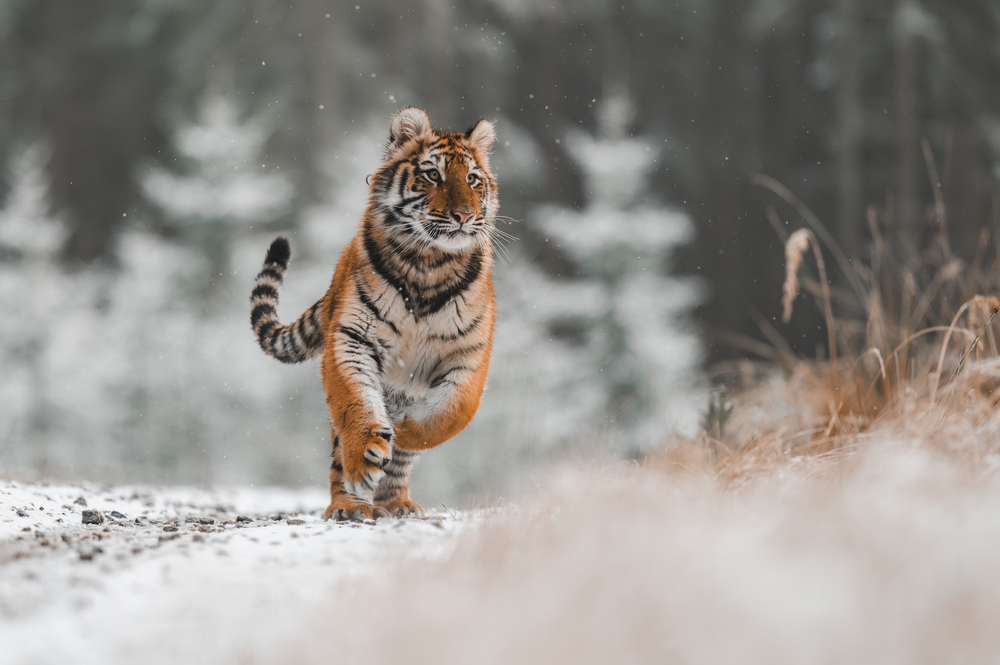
323 495 378 522
342 424 394 503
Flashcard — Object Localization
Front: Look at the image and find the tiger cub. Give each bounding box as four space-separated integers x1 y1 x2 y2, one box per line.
249 107 498 521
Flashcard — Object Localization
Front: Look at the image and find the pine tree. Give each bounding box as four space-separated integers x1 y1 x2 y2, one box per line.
500 96 702 456
142 93 294 299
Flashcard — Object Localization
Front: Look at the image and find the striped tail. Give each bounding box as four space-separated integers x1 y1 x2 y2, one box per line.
250 237 326 364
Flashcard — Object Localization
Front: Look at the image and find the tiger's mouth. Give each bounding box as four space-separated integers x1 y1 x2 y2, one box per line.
424 216 483 237
419 219 483 251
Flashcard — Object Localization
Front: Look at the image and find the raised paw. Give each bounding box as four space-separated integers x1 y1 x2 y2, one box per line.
342 424 394 503
378 498 425 518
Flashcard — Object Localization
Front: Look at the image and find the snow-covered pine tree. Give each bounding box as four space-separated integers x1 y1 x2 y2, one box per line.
502 96 702 456
142 93 294 299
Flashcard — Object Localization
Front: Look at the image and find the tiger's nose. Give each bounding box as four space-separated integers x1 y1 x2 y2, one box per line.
452 211 474 225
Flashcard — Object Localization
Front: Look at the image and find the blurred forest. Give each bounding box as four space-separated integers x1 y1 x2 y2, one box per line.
2 0 1000 499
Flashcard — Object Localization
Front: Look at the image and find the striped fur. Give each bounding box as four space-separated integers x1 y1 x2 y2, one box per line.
250 238 326 363
249 107 499 521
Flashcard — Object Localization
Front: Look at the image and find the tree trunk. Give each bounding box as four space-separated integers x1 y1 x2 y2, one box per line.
894 0 920 249
837 0 863 261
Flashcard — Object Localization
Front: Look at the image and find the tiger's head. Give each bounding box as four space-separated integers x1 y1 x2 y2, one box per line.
370 107 498 253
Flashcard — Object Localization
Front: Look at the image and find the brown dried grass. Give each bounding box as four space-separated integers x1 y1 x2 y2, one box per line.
665 178 1000 487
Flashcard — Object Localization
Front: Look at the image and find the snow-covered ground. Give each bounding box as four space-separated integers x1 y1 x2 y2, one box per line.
5 438 1000 665
0 482 459 664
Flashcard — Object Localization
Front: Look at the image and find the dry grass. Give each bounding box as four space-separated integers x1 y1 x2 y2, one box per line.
669 176 1000 487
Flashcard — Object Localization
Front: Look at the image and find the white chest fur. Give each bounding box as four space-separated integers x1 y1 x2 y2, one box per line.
371 292 482 423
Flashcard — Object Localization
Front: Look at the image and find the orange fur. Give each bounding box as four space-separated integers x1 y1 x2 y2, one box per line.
250 108 499 520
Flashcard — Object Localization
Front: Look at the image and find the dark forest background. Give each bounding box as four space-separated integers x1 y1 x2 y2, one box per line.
3 0 1000 359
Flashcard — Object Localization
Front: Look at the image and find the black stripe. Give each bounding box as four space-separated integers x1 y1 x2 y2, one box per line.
251 304 276 328
418 249 484 316
438 342 487 366
430 314 483 342
363 226 411 303
378 160 403 193
424 250 465 270
384 207 411 229
430 366 469 389
340 360 373 373
385 233 430 270
356 284 400 335
268 326 282 349
392 449 419 459
303 303 324 347
282 327 301 357
308 303 322 331
384 464 411 474
256 319 277 340
338 325 384 373
385 232 463 272
251 284 279 301
397 163 412 199
257 267 283 282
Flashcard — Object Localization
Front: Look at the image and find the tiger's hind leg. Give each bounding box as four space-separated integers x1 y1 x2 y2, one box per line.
373 447 424 517
323 432 391 521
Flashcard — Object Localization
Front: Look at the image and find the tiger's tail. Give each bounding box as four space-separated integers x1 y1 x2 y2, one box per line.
250 237 326 364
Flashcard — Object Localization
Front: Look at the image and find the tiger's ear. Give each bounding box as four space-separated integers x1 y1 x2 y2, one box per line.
388 107 432 153
466 118 496 154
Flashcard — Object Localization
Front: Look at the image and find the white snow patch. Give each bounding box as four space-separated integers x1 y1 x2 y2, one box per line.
0 481 461 665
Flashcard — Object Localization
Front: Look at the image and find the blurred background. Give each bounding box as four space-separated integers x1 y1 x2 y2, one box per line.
1 0 998 506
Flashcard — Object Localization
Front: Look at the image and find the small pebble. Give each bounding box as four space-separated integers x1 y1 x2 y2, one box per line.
286 518 306 526
163 525 179 532
185 516 215 525
78 547 102 561
109 511 127 520
74 497 88 507
236 516 252 523
81 510 104 525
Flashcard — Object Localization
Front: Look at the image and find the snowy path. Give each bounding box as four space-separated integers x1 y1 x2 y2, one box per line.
8 447 1000 664
0 481 461 665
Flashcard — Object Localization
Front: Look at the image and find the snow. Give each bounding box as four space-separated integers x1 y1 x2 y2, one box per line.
5 437 1000 664
0 481 460 665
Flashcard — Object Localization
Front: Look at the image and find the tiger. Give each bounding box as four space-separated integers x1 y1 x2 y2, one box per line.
249 107 498 521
